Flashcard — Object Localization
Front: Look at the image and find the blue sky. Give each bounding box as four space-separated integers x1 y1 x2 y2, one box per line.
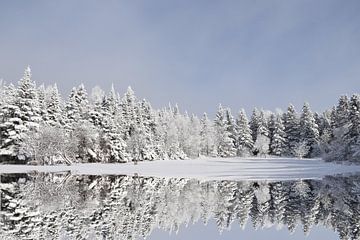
0 0 359 116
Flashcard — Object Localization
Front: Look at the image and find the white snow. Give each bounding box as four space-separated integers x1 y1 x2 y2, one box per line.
1 157 360 181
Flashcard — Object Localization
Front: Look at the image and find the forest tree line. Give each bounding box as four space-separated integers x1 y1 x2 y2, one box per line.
0 67 359 164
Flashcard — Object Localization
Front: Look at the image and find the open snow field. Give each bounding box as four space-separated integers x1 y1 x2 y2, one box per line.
1 157 360 181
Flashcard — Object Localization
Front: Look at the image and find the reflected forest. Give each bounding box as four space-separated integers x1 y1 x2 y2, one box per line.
1 173 360 240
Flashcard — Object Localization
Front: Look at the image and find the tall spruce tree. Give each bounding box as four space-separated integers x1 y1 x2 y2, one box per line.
283 104 300 156
65 84 89 129
348 94 360 161
200 113 217 156
16 66 41 129
235 109 253 156
299 103 319 156
46 84 63 126
253 110 270 156
225 108 238 150
214 105 236 157
250 108 260 142
270 114 286 156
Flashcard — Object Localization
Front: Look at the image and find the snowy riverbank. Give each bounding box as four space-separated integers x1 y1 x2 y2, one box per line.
1 157 360 181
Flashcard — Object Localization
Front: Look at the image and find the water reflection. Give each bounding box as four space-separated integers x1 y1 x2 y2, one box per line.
1 173 360 240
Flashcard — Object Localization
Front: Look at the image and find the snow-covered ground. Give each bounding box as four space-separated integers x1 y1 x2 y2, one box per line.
1 157 360 181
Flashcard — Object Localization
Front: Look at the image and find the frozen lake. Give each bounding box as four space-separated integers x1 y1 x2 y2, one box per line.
1 157 360 181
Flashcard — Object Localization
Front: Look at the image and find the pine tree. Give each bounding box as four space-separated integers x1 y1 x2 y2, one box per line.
16 66 41 130
225 108 237 150
37 84 47 120
334 95 350 129
348 94 360 161
65 84 89 129
127 99 158 161
299 102 319 156
90 87 128 163
46 84 63 126
235 109 253 156
214 105 236 157
257 110 269 137
253 110 270 156
268 113 276 154
270 114 286 156
121 86 137 140
250 108 260 142
187 114 201 158
161 108 186 159
2 66 42 161
348 94 360 140
200 113 217 156
0 84 25 160
283 104 300 156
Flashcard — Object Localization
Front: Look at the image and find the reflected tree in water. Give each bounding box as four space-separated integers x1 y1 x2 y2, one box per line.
1 173 360 240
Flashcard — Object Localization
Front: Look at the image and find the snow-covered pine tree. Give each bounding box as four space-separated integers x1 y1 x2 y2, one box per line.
214 105 236 157
225 108 238 151
0 83 26 161
176 108 192 157
103 118 128 163
235 109 253 156
299 102 319 157
153 109 169 159
127 99 158 161
121 86 137 140
89 86 128 163
313 112 322 136
37 84 47 120
283 104 300 156
14 66 43 161
325 96 353 162
187 114 201 158
16 66 41 130
107 84 121 117
253 110 270 156
269 114 286 156
250 108 260 142
200 113 217 156
45 84 63 126
257 110 269 137
65 84 89 129
347 94 360 161
268 113 276 155
163 109 186 159
347 94 360 139
334 95 350 129
317 111 333 155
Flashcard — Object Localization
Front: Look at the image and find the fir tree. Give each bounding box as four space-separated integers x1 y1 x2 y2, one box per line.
214 105 236 157
16 66 41 129
235 109 253 156
299 102 319 156
46 84 63 126
65 84 89 129
250 108 260 142
334 95 350 129
121 86 137 140
200 113 217 156
225 108 237 150
270 114 286 156
253 110 270 156
283 104 300 156
348 94 360 161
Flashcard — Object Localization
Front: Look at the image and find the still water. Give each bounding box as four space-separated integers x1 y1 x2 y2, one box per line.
1 172 359 240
